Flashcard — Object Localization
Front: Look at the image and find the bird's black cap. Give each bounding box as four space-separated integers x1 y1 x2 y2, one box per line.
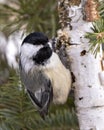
22 32 49 45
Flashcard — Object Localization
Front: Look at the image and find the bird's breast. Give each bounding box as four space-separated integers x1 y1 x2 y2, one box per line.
44 61 71 104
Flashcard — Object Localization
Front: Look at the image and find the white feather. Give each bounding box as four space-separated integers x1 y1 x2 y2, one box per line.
20 43 43 73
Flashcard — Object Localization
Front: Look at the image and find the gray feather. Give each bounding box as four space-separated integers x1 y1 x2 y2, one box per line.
19 60 53 118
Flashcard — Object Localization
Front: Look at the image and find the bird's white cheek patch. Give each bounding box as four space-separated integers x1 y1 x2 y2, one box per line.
20 43 44 73
21 43 43 58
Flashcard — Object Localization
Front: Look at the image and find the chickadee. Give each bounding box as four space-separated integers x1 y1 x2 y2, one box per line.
19 32 72 118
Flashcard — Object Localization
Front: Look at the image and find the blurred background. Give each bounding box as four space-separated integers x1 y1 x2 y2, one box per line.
0 0 79 130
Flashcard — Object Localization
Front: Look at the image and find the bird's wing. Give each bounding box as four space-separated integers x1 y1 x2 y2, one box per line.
19 60 53 118
27 80 53 118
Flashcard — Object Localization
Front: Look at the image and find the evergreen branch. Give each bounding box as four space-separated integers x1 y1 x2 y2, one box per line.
0 0 58 37
98 1 104 18
85 19 104 55
85 0 104 56
0 74 78 130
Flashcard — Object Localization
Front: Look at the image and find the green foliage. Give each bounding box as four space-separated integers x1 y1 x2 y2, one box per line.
0 75 35 130
0 74 79 130
34 109 79 130
98 1 104 18
0 0 59 37
85 1 104 56
85 19 104 56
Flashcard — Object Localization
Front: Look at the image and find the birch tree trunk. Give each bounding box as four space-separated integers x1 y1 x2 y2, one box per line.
58 0 104 129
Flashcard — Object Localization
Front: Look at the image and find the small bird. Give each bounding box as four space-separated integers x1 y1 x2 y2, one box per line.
19 32 72 118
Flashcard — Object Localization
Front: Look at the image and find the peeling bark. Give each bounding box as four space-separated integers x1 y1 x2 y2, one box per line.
67 44 104 130
67 1 104 129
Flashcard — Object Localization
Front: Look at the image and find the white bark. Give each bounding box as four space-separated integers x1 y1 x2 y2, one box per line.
66 1 104 129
